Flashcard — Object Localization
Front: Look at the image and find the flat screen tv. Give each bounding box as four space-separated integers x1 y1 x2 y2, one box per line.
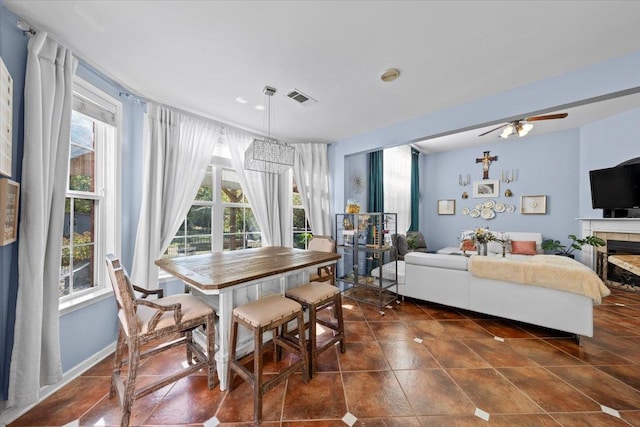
589 163 640 209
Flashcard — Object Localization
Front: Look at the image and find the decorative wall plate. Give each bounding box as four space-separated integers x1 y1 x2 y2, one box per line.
494 203 505 213
469 209 480 218
505 205 515 213
481 208 495 219
474 203 484 210
461 207 470 215
483 200 495 208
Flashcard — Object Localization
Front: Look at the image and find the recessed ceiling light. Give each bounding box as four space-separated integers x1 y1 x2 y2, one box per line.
380 68 400 82
254 105 265 111
235 96 247 104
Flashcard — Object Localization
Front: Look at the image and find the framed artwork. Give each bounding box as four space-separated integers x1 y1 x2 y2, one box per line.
520 195 547 215
0 178 19 245
472 179 499 198
0 57 14 177
438 199 455 215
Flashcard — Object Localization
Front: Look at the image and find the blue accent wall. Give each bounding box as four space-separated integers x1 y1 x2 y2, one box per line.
0 4 146 403
0 5 28 401
421 129 581 249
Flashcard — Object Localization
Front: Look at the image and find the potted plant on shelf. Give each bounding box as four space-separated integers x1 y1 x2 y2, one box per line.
541 234 605 258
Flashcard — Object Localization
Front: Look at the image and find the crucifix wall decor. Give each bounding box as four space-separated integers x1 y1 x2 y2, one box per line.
476 151 498 179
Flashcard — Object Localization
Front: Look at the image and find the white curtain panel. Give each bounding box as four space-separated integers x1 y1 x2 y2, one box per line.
292 143 332 236
226 130 283 246
383 145 412 234
131 104 222 289
10 32 77 407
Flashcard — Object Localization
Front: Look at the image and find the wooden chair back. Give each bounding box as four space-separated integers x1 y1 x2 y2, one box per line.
106 254 139 338
307 236 336 285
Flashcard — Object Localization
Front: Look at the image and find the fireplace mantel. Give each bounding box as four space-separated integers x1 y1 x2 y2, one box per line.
579 218 640 268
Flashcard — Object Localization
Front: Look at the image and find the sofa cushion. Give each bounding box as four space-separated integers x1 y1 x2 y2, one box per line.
404 253 469 271
392 234 408 256
461 239 476 251
511 240 537 255
407 231 427 250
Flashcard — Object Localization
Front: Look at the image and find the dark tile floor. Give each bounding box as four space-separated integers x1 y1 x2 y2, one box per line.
8 287 640 426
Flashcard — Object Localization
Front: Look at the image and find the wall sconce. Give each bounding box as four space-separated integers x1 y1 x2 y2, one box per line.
458 173 470 186
501 169 516 183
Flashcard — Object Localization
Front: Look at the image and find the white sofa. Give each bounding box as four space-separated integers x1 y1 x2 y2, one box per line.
402 232 596 338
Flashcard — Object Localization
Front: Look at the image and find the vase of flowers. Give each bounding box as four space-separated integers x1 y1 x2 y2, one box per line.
471 227 491 256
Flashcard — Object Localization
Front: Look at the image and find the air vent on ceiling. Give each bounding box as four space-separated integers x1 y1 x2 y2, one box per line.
287 89 317 106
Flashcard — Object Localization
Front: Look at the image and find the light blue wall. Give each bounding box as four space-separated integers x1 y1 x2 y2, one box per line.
0 5 28 401
0 4 147 401
58 63 146 373
579 107 640 217
421 129 581 249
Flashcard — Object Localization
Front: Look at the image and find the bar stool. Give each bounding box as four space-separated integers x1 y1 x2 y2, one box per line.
227 294 309 424
285 281 346 378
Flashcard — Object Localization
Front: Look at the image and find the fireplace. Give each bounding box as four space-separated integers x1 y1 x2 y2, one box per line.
597 239 640 291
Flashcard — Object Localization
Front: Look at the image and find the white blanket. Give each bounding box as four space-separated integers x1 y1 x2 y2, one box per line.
468 255 610 304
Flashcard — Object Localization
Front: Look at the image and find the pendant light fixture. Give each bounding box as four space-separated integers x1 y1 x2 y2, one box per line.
244 85 295 174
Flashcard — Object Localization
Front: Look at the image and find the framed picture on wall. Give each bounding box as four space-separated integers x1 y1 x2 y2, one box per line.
0 178 19 245
520 195 547 214
472 180 499 198
438 199 455 215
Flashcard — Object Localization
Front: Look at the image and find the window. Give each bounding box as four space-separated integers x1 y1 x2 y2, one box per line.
383 145 411 234
222 169 261 251
60 79 120 303
164 164 262 258
166 166 214 257
292 176 312 249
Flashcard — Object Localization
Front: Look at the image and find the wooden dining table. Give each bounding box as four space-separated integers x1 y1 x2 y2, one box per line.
155 246 340 390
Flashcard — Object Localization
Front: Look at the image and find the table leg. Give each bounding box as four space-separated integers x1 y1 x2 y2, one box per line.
216 290 234 390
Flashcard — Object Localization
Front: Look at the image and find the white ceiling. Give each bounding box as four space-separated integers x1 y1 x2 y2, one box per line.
5 0 640 147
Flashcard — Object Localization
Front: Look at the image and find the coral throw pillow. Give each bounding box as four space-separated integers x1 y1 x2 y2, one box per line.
461 239 476 251
511 240 537 255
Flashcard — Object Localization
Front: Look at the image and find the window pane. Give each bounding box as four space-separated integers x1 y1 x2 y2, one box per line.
71 112 95 150
73 199 95 236
221 169 245 203
165 236 185 258
223 233 245 251
188 235 211 254
293 232 312 249
293 207 307 230
70 112 95 192
245 208 259 234
195 166 213 201
187 206 211 235
223 207 243 233
63 198 71 240
59 274 70 297
73 244 95 292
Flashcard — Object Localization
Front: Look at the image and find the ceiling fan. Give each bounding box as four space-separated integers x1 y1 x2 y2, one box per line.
478 113 568 139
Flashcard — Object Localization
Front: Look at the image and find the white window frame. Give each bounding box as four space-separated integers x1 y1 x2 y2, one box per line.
292 175 312 249
59 78 121 314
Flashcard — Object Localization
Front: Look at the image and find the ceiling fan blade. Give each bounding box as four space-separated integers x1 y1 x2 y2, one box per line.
478 123 508 137
524 113 568 122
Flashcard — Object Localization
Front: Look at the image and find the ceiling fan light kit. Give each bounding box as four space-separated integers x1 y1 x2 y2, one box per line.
481 113 568 139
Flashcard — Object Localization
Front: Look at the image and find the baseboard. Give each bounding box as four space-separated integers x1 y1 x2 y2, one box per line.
0 341 116 426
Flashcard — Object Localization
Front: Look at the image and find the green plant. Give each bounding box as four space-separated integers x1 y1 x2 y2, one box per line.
541 234 605 257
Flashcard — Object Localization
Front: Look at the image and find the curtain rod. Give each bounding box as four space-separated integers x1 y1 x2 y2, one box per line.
16 19 35 36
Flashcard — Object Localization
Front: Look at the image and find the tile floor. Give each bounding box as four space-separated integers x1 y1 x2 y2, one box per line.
8 287 640 426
